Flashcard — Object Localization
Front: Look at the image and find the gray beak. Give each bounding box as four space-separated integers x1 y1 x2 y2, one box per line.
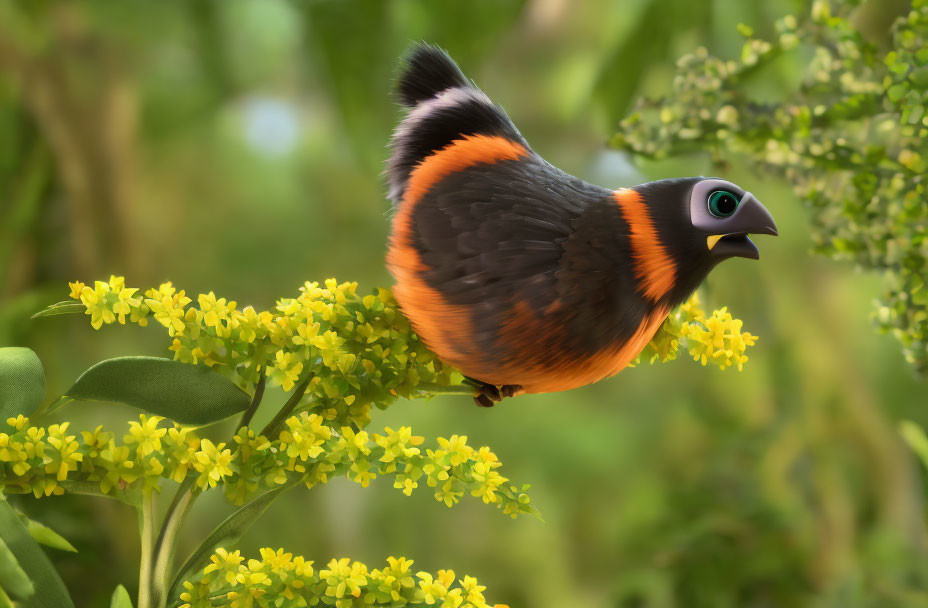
707 193 778 260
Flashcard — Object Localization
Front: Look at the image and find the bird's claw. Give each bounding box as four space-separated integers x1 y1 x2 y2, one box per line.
472 382 523 407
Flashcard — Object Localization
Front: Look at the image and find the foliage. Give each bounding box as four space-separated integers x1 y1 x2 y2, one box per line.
0 413 531 515
55 276 462 430
0 276 754 607
636 292 756 370
54 276 759 392
180 550 497 608
612 0 928 372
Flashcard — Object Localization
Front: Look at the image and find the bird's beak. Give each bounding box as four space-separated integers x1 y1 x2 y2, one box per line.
706 193 778 260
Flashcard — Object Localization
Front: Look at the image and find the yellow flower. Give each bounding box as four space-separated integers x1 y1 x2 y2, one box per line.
81 281 116 329
418 571 451 604
291 555 314 578
68 281 86 299
437 435 472 467
109 278 142 324
349 460 376 487
0 433 23 462
45 422 82 481
163 426 198 482
193 439 233 489
375 427 423 464
258 547 293 573
460 575 487 604
267 350 303 391
198 291 237 337
395 476 418 496
146 284 192 336
7 415 29 431
310 330 346 369
339 426 370 458
321 558 368 599
235 306 262 344
279 412 331 461
291 320 321 347
204 548 244 585
681 306 756 370
124 415 167 457
98 441 139 494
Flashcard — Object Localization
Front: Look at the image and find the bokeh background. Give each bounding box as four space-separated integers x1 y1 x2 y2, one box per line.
2 0 928 606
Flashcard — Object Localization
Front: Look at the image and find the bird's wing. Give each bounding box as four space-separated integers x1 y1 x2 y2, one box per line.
413 156 594 309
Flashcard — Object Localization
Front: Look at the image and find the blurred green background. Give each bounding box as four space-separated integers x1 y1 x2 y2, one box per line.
2 0 928 606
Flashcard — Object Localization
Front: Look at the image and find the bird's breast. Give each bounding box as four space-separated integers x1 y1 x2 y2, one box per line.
467 299 672 393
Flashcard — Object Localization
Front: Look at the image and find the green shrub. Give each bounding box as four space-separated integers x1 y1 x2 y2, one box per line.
612 0 928 372
0 277 752 607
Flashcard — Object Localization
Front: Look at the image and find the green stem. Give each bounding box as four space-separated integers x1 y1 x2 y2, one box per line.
150 477 197 608
167 474 307 601
138 488 156 608
260 378 311 438
148 376 273 606
58 480 140 507
416 382 477 396
236 374 266 432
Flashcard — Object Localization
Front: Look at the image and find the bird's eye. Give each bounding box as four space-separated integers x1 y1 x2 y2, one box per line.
707 190 740 218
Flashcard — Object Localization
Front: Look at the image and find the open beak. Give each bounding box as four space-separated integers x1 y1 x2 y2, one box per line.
706 193 778 260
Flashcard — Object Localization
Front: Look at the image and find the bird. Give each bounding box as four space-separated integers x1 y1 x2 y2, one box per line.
385 43 778 407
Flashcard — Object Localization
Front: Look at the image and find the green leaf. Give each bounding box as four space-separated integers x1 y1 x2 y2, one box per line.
0 585 13 608
65 357 251 425
0 500 73 607
30 301 85 320
0 347 46 426
887 83 907 103
109 585 133 608
169 477 302 598
15 511 77 553
0 536 33 600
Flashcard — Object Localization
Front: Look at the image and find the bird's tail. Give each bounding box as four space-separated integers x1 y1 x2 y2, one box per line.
387 43 527 204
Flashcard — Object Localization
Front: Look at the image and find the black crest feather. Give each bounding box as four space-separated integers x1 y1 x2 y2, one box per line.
387 43 528 204
396 43 470 106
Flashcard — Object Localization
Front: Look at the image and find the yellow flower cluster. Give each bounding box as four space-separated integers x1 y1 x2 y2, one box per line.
180 549 507 608
0 415 535 517
637 293 757 370
63 277 461 428
59 278 754 429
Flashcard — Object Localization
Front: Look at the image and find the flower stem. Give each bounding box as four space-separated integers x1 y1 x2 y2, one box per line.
138 488 156 608
236 374 267 432
260 378 311 438
415 382 477 396
150 477 197 608
148 376 275 606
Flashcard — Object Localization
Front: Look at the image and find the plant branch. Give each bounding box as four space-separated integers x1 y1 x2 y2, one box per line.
150 477 197 608
58 479 140 507
137 488 156 608
236 374 266 432
415 382 477 396
260 378 311 438
167 474 306 601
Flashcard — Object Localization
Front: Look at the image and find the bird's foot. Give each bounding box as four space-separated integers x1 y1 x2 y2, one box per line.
470 380 524 407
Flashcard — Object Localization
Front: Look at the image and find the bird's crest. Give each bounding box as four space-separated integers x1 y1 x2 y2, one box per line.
387 43 528 204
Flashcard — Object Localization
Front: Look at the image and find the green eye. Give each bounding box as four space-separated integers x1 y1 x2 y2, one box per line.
708 190 740 218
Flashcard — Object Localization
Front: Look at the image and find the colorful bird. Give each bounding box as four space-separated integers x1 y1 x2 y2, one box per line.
386 44 778 407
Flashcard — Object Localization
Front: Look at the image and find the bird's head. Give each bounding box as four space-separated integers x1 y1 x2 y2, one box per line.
630 176 779 304
687 178 779 261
